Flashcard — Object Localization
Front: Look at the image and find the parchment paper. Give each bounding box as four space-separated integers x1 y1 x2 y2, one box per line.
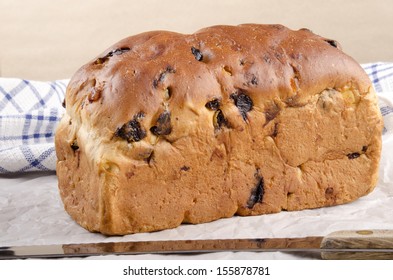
1 93 392 260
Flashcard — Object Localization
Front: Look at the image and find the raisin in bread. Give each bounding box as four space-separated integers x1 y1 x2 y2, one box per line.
55 24 383 235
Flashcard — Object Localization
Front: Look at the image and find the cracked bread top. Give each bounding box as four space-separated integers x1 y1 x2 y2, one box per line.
64 24 372 151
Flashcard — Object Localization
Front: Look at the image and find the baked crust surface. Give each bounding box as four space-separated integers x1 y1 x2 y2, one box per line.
55 24 383 235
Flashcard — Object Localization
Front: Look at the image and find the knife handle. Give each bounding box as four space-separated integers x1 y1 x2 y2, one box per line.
321 230 393 260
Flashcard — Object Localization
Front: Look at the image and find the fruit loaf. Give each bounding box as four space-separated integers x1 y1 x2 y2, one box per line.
55 24 383 235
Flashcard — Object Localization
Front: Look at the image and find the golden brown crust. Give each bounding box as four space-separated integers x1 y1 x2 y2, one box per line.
55 24 383 235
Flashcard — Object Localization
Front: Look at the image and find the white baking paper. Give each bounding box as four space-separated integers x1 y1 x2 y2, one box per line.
1 93 393 260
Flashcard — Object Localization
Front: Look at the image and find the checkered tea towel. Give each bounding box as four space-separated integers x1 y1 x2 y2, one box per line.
0 79 67 173
1 63 393 173
362 62 393 135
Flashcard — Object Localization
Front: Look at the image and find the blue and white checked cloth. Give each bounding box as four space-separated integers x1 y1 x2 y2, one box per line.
0 79 67 173
1 63 393 173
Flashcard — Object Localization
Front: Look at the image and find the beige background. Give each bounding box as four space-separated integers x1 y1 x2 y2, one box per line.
0 0 392 80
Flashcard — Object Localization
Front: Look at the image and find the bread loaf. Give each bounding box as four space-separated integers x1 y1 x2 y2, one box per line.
55 24 383 235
